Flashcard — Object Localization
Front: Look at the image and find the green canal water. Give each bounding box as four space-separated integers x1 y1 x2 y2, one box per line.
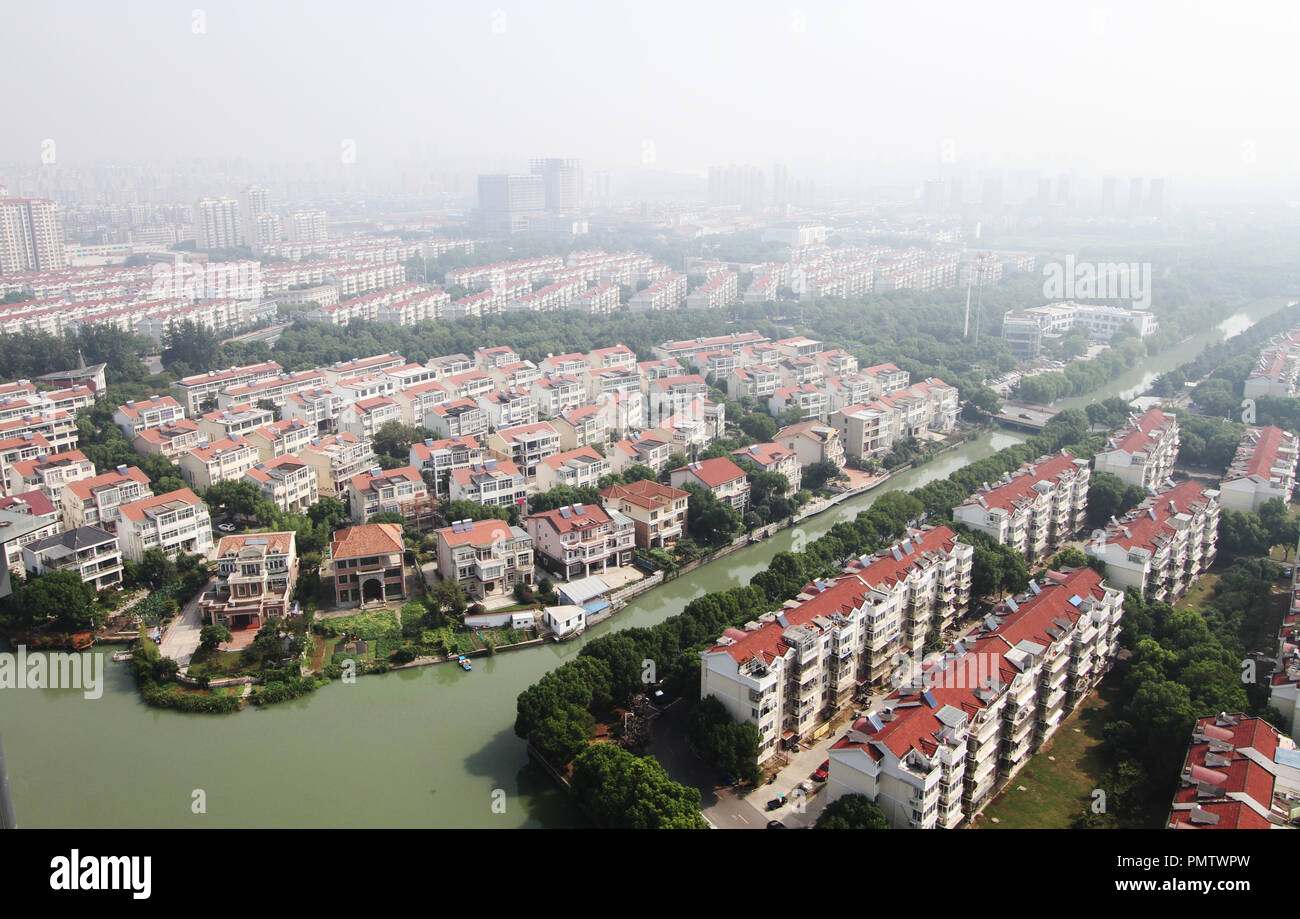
0 297 1288 828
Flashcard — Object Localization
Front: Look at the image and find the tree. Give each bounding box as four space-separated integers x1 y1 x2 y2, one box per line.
815 794 891 829
199 624 233 651
139 548 179 590
738 413 778 442
569 743 706 829
20 570 98 632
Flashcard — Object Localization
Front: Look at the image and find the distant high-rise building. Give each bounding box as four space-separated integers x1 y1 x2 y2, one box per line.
590 170 614 202
240 185 279 250
1100 175 1117 215
195 196 242 249
286 209 327 244
708 164 765 211
478 174 546 231
0 198 66 274
1146 178 1166 217
982 176 1003 216
529 158 582 214
922 179 947 216
1127 178 1143 216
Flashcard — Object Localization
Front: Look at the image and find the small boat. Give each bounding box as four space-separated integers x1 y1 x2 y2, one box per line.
111 650 134 663
457 655 472 671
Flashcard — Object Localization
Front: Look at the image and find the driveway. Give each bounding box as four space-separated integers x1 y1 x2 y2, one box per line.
159 580 209 667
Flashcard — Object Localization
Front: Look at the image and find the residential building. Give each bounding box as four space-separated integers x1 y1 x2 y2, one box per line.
199 532 299 630
952 452 1091 561
599 480 689 550
670 457 750 511
171 361 284 416
338 396 402 442
610 432 671 474
60 465 153 531
776 421 846 470
0 491 61 574
731 442 802 495
825 566 1123 828
198 404 274 442
326 523 408 606
246 418 316 462
179 436 261 491
487 422 561 479
1166 713 1300 829
700 525 977 764
409 435 482 497
535 446 610 492
1084 480 1220 601
526 502 635 580
449 459 528 509
1093 408 1180 491
112 395 185 438
426 398 489 440
297 432 376 498
5 448 96 509
435 518 534 600
245 455 319 514
347 465 432 526
116 488 214 561
1218 425 1299 513
23 525 122 591
0 198 66 273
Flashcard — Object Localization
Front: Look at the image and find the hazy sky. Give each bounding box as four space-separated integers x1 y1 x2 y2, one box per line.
4 0 1298 184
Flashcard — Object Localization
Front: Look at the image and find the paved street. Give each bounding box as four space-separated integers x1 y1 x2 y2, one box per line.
159 580 209 666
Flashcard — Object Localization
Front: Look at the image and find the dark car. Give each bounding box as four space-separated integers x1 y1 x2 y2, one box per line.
766 820 788 829
766 795 785 811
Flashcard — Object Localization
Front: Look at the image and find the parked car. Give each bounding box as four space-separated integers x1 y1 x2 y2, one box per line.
813 760 829 782
217 523 237 533
766 820 788 829
766 794 785 811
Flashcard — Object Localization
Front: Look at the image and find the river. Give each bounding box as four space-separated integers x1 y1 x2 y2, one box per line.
0 296 1290 828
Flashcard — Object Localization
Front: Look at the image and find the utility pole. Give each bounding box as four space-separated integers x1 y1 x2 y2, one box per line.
0 729 16 829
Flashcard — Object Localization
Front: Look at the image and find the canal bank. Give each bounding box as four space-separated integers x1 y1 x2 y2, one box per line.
0 295 1290 829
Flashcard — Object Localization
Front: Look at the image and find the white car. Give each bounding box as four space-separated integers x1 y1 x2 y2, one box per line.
218 523 237 533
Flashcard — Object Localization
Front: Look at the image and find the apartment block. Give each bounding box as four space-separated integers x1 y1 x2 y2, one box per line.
61 465 154 531
5 448 96 509
1085 480 1220 601
245 454 319 514
1093 408 1180 491
116 488 214 561
700 526 976 764
179 436 261 491
1166 713 1300 829
449 459 527 509
1218 425 1299 513
952 452 1091 561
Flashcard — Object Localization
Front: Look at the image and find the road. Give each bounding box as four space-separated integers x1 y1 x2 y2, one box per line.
158 578 211 666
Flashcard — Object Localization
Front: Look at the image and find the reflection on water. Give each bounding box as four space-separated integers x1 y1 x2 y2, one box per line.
1218 312 1253 339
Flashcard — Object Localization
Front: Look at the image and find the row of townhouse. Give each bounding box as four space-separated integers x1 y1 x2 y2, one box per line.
432 479 692 600
1084 479 1220 602
1166 712 1300 829
1093 408 1180 491
826 566 1124 829
952 452 1091 562
171 360 285 415
1268 562 1300 736
1218 424 1299 513
832 378 960 460
699 526 975 762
